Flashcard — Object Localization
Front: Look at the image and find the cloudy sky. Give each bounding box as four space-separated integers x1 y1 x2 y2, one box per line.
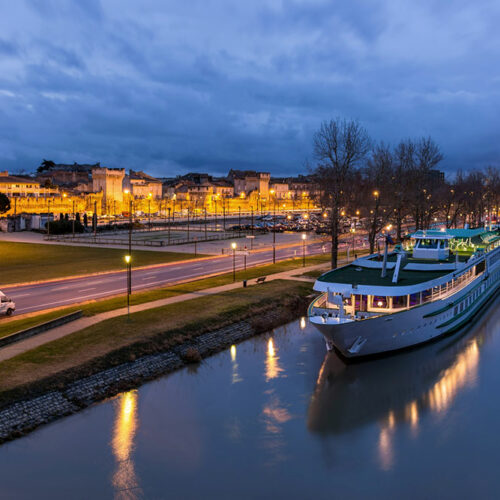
0 0 498 177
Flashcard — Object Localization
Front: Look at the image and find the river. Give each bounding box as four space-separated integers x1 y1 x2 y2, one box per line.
0 297 499 499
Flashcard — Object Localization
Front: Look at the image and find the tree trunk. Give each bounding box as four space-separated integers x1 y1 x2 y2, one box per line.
330 200 339 268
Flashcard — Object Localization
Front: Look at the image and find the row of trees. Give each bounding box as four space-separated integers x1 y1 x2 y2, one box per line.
312 118 499 267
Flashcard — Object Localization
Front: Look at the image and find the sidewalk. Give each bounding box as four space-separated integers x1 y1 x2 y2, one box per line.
0 263 329 363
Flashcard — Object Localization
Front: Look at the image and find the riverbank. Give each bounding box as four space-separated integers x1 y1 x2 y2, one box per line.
0 279 313 444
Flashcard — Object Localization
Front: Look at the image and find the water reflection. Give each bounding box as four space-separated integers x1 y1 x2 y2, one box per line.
265 338 283 382
230 344 242 384
261 336 293 465
111 390 142 499
308 301 495 441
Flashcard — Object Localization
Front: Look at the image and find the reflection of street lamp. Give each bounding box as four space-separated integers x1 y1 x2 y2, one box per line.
302 233 306 267
125 254 132 320
231 242 237 282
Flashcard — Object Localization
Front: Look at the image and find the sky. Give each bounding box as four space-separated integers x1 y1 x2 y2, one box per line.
0 0 499 178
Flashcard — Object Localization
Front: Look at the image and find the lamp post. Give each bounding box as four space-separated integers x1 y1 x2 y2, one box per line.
204 207 208 240
302 233 306 267
168 207 171 245
350 226 356 261
272 197 276 264
148 193 152 229
231 242 237 282
238 205 241 237
125 254 131 320
72 200 75 237
47 199 51 236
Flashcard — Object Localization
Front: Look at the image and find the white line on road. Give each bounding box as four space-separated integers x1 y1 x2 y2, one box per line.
141 276 157 280
79 287 96 292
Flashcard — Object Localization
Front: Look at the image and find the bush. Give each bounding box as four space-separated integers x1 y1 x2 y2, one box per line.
46 219 85 235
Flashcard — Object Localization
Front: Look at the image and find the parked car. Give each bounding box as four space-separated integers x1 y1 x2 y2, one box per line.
0 291 15 317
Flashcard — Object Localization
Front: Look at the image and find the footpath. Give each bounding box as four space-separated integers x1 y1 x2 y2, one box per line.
0 263 328 363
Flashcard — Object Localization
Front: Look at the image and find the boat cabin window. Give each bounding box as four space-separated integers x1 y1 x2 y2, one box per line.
417 238 439 249
392 296 407 309
373 296 388 308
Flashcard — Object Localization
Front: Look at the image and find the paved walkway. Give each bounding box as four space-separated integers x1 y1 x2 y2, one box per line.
0 263 329 363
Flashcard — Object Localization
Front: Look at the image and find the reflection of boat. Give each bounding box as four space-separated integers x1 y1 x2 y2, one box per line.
307 296 499 435
308 228 500 358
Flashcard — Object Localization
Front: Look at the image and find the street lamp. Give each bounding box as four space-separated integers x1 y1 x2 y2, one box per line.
148 192 152 229
231 242 237 282
125 254 132 320
273 199 277 264
302 233 306 267
350 227 356 261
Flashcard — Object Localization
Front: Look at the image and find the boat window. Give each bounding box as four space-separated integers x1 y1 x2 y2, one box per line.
422 289 433 302
373 296 388 308
418 238 439 249
409 293 421 306
392 296 407 309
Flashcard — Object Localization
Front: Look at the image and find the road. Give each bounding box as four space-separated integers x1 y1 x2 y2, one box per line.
3 241 332 315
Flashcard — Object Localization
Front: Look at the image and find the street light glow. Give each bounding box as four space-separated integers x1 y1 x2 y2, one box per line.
231 242 237 250
125 255 131 264
302 233 306 240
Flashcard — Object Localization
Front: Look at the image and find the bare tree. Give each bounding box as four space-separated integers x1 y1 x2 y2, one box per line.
362 142 393 253
312 118 371 267
391 140 415 240
410 137 444 229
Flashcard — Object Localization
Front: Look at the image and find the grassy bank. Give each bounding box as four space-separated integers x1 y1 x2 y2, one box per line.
0 279 312 406
0 253 329 339
0 241 202 285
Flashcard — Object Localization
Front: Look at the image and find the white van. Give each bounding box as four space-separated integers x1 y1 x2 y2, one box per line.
0 291 15 316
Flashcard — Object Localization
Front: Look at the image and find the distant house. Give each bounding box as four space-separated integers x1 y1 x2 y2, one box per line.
0 171 58 198
124 170 163 199
228 169 270 197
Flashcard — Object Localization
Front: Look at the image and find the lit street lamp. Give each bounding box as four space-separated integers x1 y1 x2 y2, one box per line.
302 233 306 267
231 242 237 282
125 254 132 320
350 226 356 262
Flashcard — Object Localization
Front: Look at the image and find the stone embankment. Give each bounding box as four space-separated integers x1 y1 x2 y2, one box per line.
0 318 267 444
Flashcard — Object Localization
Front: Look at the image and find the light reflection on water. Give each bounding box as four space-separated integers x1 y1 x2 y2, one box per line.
0 297 498 499
111 390 142 499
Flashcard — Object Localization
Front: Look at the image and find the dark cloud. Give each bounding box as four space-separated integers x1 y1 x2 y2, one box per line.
0 0 498 177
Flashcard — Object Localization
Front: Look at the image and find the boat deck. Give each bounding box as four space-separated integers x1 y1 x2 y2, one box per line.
317 265 451 287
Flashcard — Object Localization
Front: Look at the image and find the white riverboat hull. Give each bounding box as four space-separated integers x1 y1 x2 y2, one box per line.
310 271 500 359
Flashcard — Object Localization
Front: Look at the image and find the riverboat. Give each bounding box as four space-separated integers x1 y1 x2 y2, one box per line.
308 227 500 359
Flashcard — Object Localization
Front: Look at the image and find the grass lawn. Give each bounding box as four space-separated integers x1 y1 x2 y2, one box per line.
0 241 202 285
0 279 312 397
0 253 330 339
